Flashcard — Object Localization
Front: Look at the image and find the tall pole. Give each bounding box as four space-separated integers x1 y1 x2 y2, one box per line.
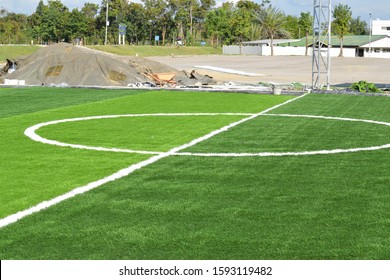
369 13 372 56
105 0 109 45
327 0 331 90
312 0 331 90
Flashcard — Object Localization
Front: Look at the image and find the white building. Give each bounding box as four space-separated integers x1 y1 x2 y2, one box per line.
372 20 390 36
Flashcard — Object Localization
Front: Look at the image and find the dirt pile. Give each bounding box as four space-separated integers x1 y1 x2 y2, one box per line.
1 43 215 87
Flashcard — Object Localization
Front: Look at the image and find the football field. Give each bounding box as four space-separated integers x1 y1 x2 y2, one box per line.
0 87 389 259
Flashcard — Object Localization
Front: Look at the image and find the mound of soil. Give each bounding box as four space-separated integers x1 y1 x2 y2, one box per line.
1 43 215 87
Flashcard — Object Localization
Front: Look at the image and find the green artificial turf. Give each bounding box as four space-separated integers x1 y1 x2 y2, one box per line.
186 114 390 154
38 115 246 152
0 87 139 118
0 91 389 260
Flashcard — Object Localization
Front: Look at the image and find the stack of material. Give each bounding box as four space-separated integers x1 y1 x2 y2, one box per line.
1 43 215 87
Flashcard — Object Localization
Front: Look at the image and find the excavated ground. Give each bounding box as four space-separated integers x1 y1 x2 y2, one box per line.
0 43 215 87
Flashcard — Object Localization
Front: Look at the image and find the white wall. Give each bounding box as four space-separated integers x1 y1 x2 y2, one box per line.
372 20 390 36
361 37 390 48
261 46 356 57
223 45 390 58
261 46 306 56
364 51 390 58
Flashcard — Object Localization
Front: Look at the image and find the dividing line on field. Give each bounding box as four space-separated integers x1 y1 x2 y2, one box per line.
0 94 306 229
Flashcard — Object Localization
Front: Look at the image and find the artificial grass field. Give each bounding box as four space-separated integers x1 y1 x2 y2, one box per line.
0 88 389 260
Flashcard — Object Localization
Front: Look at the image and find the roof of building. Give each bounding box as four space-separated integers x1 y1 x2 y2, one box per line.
278 35 388 47
243 39 301 45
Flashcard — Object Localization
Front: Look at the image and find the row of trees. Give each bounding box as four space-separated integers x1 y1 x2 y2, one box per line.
0 0 368 51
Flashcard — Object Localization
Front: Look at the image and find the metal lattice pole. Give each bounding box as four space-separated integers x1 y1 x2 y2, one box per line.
105 0 109 45
312 0 332 90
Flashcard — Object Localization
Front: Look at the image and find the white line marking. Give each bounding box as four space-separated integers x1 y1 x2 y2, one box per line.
194 65 265 77
175 113 390 157
24 109 390 158
0 95 306 228
25 113 252 155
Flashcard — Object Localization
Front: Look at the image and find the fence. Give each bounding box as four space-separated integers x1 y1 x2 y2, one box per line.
222 45 262 55
223 45 357 57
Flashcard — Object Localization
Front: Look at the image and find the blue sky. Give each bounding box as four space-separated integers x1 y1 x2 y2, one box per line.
1 0 388 22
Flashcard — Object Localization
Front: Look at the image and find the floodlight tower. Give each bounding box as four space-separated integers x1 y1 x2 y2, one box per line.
312 0 332 90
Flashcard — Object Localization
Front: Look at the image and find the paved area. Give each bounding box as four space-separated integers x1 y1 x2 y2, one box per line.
149 55 390 87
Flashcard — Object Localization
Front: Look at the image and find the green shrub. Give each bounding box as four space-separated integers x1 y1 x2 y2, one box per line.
350 81 382 93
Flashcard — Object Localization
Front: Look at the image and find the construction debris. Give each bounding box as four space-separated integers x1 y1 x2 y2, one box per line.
0 43 216 87
143 71 177 86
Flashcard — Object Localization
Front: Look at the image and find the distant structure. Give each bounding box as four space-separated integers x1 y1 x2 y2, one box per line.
372 20 390 36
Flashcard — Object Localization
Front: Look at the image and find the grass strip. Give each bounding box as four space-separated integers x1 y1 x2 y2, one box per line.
0 45 42 62
88 45 221 57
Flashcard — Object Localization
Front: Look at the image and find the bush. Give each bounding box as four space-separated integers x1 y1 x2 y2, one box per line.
350 81 382 93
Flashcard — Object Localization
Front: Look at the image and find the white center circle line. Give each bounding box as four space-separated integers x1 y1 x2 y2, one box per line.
25 113 390 157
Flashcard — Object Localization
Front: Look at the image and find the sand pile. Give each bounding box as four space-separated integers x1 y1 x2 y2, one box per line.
1 43 215 87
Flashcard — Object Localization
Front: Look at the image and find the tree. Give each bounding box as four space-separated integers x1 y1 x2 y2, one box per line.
81 2 99 44
349 16 368 35
204 3 233 46
167 0 201 45
260 0 270 7
229 0 261 50
96 0 130 44
284 15 299 38
298 11 313 56
0 11 29 44
67 8 88 43
45 0 70 42
143 0 170 44
332 4 352 57
192 0 216 45
28 0 47 44
124 3 147 44
255 6 290 56
28 0 70 43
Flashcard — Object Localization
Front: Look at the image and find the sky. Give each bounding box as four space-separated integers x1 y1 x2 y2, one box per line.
0 0 388 22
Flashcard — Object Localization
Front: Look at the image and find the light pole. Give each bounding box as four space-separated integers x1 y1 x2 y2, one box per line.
105 0 109 45
369 12 372 56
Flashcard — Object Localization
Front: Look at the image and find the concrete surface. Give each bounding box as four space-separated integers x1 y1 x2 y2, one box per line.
149 55 390 87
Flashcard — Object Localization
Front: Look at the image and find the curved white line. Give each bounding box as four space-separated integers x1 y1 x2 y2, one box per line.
265 113 390 127
25 112 390 158
175 144 390 157
24 113 253 155
175 113 390 157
